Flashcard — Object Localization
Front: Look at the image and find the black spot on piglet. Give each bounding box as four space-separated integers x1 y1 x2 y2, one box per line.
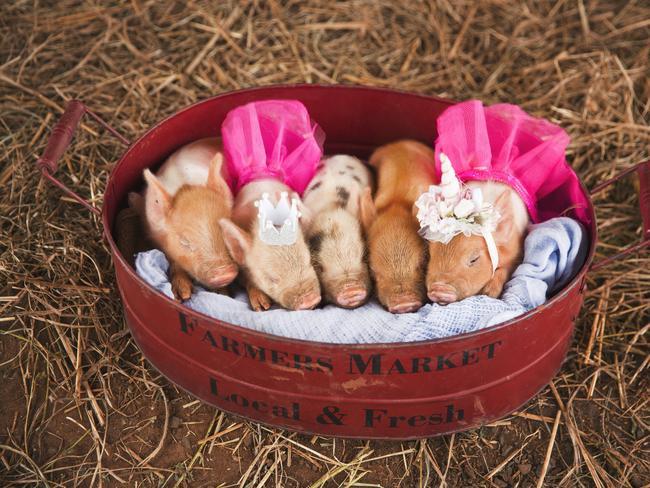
336 186 350 208
308 232 324 254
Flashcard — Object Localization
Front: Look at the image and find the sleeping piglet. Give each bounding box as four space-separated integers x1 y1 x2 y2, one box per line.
359 140 437 313
130 137 238 301
218 180 321 311
425 180 529 303
302 155 373 308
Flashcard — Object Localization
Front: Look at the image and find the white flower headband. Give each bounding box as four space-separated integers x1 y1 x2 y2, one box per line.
415 153 501 273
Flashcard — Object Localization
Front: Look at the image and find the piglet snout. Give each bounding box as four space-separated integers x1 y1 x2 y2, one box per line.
428 282 458 304
387 294 422 314
294 291 321 310
205 264 238 288
335 285 368 309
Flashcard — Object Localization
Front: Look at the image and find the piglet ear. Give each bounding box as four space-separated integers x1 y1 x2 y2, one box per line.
128 192 144 216
143 169 171 234
493 189 514 243
411 183 430 217
295 195 313 231
359 187 377 233
218 218 251 266
207 152 234 208
407 182 430 217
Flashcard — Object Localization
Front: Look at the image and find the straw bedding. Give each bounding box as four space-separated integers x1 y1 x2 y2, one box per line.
1 1 649 486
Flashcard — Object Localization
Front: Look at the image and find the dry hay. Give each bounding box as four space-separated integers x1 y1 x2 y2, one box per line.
1 1 649 487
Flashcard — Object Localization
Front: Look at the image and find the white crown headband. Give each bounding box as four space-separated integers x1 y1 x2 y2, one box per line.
254 192 301 246
415 153 501 273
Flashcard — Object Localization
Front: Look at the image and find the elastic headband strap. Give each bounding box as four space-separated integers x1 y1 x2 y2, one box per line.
481 229 499 275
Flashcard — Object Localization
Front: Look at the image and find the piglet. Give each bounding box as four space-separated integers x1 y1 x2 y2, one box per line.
130 137 238 301
359 140 437 313
218 180 321 311
302 155 373 308
425 180 529 303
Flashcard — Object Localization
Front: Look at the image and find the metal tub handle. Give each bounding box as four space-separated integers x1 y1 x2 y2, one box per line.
37 99 130 216
590 159 650 271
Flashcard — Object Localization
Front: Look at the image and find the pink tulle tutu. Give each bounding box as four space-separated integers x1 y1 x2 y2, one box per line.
434 100 589 223
221 99 325 195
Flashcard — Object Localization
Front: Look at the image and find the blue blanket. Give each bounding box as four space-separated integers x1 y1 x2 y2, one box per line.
135 217 587 343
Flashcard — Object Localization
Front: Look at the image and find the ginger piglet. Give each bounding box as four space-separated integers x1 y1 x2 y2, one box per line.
416 154 529 303
359 140 437 313
131 137 238 301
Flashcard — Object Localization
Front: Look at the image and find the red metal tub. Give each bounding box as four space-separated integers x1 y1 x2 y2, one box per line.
37 85 650 439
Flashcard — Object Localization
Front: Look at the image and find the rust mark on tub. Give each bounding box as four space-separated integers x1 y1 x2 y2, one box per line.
341 376 386 393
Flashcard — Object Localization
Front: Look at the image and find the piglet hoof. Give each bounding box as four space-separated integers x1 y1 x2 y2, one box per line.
335 287 368 309
172 279 193 302
483 282 504 298
384 295 422 314
482 270 507 298
249 288 272 311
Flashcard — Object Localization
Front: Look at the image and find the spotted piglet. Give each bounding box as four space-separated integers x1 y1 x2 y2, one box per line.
302 155 374 308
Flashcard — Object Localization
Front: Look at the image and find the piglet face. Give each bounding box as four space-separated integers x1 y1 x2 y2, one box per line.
368 212 426 313
143 165 238 291
220 219 321 310
368 215 427 313
309 209 371 308
162 187 238 289
251 238 321 310
426 188 522 303
426 235 493 304
360 189 426 314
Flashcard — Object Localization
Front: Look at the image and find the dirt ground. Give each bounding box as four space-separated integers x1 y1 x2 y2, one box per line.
1 1 649 487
